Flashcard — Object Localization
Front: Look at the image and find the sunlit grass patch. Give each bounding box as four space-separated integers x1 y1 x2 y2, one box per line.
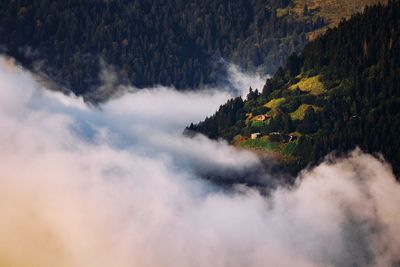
276 7 290 17
289 75 325 95
265 98 286 109
290 104 321 120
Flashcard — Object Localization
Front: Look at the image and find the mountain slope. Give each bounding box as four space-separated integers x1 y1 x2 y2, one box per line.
0 0 317 99
188 1 400 176
0 0 383 100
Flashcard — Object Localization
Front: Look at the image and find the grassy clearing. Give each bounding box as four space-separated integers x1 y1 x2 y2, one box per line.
290 104 321 120
240 138 279 151
265 98 286 109
240 138 299 162
252 121 267 127
289 75 325 95
276 7 290 17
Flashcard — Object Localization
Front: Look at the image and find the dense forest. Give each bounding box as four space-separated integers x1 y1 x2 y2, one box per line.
188 0 400 177
0 0 326 100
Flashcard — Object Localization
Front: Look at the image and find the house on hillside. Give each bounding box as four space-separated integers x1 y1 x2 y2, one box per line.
255 114 272 122
251 133 262 140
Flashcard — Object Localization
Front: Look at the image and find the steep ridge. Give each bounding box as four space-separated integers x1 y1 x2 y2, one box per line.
188 1 400 176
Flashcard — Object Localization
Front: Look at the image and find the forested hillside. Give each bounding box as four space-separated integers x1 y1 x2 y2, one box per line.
0 0 332 99
188 1 400 176
0 0 320 98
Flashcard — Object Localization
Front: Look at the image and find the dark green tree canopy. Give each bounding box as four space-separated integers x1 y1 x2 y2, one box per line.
0 0 323 100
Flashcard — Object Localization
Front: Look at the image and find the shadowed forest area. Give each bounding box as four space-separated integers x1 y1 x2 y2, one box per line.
0 0 326 99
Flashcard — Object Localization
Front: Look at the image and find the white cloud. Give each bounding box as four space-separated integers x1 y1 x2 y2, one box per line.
0 56 399 267
226 64 270 98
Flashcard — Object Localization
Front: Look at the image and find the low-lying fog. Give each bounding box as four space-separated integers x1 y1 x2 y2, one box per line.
0 56 399 267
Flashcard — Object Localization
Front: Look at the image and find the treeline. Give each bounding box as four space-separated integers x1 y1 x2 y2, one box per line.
0 0 323 99
189 0 400 176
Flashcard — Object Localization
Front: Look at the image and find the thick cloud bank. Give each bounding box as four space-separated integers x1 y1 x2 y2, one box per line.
0 57 399 267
